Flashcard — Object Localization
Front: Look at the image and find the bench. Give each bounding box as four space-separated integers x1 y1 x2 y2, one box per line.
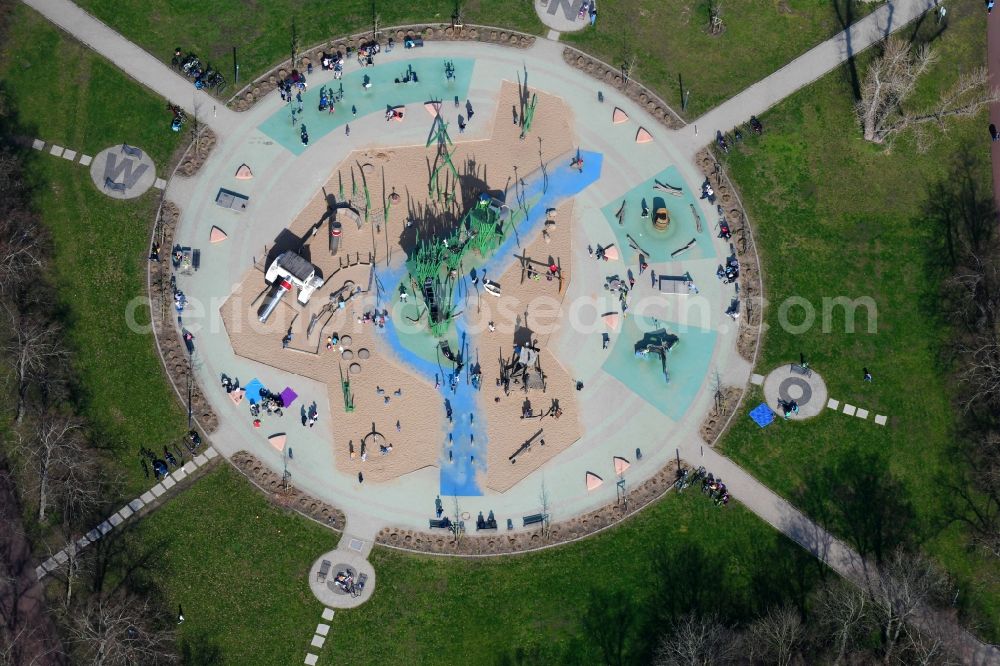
404 37 424 49
104 178 127 193
352 572 368 597
316 559 331 583
428 518 452 529
121 143 143 159
789 363 812 378
522 513 546 527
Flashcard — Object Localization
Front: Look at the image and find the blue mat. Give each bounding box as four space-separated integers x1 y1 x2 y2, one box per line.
749 402 775 428
244 378 264 404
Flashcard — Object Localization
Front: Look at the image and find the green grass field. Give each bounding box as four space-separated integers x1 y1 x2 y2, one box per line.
0 5 187 496
74 0 543 94
564 0 876 118
135 466 821 666
717 0 999 640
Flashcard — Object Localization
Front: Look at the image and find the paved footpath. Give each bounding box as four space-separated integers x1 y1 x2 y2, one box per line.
19 1 1000 661
22 0 241 137
679 440 1000 665
673 0 939 155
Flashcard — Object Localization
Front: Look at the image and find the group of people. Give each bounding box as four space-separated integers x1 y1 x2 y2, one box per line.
701 471 730 507
717 254 740 284
332 569 364 597
357 308 389 328
778 398 800 420
320 52 345 78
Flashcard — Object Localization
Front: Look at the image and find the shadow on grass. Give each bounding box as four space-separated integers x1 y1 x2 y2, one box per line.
794 445 916 566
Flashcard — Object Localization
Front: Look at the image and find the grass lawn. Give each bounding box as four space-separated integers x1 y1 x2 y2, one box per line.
564 0 876 118
126 467 337 665
0 5 187 496
717 0 999 640
135 466 821 666
74 0 544 91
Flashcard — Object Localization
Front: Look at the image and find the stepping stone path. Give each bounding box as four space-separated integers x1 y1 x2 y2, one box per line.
34 446 219 581
303 608 336 665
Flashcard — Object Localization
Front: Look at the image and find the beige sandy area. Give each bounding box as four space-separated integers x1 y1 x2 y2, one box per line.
220 261 444 481
221 80 579 486
464 200 583 493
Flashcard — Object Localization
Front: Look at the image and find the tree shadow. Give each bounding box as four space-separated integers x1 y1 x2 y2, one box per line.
793 445 916 565
832 0 862 103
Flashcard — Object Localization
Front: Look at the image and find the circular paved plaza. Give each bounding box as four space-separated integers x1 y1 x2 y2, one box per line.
165 37 750 541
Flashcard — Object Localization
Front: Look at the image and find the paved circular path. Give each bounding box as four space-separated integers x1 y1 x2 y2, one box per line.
89 144 156 199
308 548 376 608
762 364 828 420
170 38 749 537
534 0 591 33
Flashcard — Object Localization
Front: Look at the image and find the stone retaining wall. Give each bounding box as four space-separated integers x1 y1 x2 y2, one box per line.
228 24 537 112
176 127 217 178
694 148 763 364
561 47 684 130
230 451 346 529
148 201 219 433
374 461 679 555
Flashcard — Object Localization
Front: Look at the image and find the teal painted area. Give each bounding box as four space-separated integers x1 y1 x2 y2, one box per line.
600 165 717 264
259 57 474 154
602 314 716 420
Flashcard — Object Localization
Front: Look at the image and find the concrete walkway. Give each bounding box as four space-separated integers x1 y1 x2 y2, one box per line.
680 440 999 664
672 0 939 155
22 0 240 136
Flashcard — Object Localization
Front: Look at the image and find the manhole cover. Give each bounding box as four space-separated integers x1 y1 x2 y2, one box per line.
357 348 370 359
342 349 354 360
341 335 353 345
349 363 361 375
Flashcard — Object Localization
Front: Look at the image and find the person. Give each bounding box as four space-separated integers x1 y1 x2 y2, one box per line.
177 605 185 624
590 5 597 25
488 321 496 332
863 367 873 382
602 332 610 349
149 242 160 262
991 123 999 142
399 284 407 301
989 0 995 14
326 336 334 350
282 331 292 348
358 472 364 483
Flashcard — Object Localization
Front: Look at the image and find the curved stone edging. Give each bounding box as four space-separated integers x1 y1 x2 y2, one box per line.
695 148 764 365
371 462 679 556
227 23 539 112
175 127 218 178
230 451 346 529
560 47 685 130
146 198 219 434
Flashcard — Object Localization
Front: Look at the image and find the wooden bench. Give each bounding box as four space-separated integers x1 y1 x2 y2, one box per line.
522 513 546 527
104 177 127 193
789 363 812 378
428 518 452 529
121 143 143 159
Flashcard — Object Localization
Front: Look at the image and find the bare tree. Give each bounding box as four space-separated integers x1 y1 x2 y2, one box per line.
18 415 99 525
450 495 464 546
538 478 551 539
70 594 176 666
814 579 874 665
747 604 805 666
953 432 1000 558
858 38 999 145
0 210 45 299
868 549 951 665
3 312 67 424
620 53 637 94
654 613 740 666
954 335 1000 413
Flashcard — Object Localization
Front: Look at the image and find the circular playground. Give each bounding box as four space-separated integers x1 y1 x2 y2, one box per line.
162 35 751 550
